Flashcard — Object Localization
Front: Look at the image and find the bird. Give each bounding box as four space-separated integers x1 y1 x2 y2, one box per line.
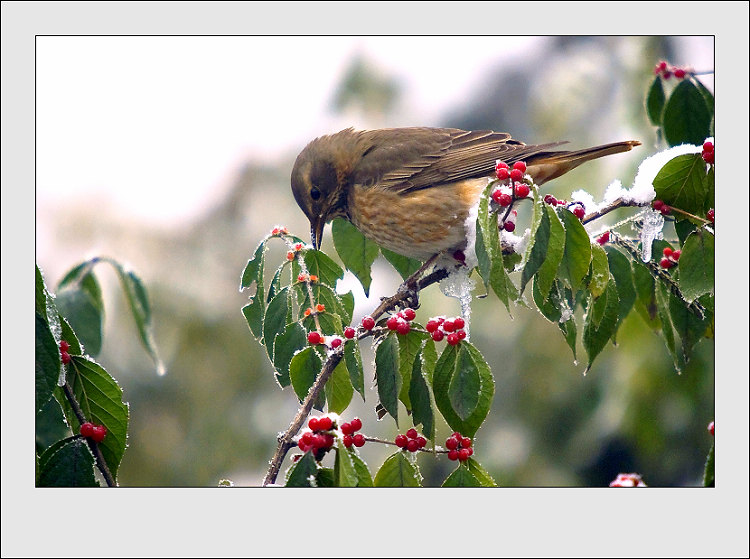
291 127 640 262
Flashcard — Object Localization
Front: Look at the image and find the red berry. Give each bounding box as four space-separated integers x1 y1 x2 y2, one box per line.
503 221 516 232
298 273 307 282
350 417 362 431
495 161 509 170
671 250 681 261
496 167 511 180
343 434 354 447
512 161 527 173
446 333 460 346
307 331 321 345
91 425 107 443
453 317 465 329
308 417 320 431
316 303 326 313
596 231 610 245
544 194 558 206
458 448 471 461
353 434 366 447
416 436 427 448
443 319 455 333
702 141 713 152
406 439 420 452
663 246 673 258
445 437 459 450
330 337 342 349
660 257 674 269
702 150 714 164
61 351 71 365
448 449 460 461
361 316 375 330
457 329 466 340
461 437 472 448
467 447 474 457
572 205 585 220
396 321 411 335
59 340 70 352
431 330 444 342
286 251 295 261
395 434 408 448
514 182 530 198
674 68 686 79
707 209 714 223
403 308 416 321
708 421 714 436
659 204 671 216
662 70 672 79
406 428 418 439
323 434 335 448
344 327 356 339
341 422 354 435
510 169 524 181
386 316 399 330
80 422 95 438
497 192 513 207
652 199 664 211
425 320 439 333
318 416 333 431
301 432 314 445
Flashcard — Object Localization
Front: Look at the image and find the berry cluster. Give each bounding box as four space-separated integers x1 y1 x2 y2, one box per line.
492 161 529 233
425 316 467 346
708 421 714 436
341 417 366 448
543 195 585 219
298 415 337 457
652 199 671 216
659 246 681 269
445 432 473 461
286 242 306 261
270 225 289 236
702 141 714 164
386 308 417 336
80 422 107 443
395 428 427 452
596 231 610 246
653 60 690 80
609 473 647 487
59 340 72 365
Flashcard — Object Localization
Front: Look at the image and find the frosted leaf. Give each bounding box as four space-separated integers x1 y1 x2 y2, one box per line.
639 208 664 262
626 143 701 205
439 267 474 339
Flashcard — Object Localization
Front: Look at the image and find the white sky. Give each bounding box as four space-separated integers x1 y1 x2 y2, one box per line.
36 36 543 224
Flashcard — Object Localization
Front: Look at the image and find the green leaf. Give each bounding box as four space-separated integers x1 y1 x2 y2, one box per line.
333 446 358 487
56 263 105 356
420 338 438 385
340 291 355 324
587 243 610 299
655 283 683 372
241 239 266 289
466 457 498 487
272 322 307 388
703 442 714 487
605 247 637 339
304 249 345 287
663 79 712 147
653 153 709 218
316 468 335 487
295 283 352 324
325 358 354 414
63 356 130 480
668 291 708 365
375 335 401 425
646 75 666 126
397 330 428 411
36 397 71 453
631 259 660 329
373 452 421 487
381 248 423 280
433 342 494 438
289 346 322 402
558 208 592 292
36 313 60 412
442 463 481 487
242 297 264 340
344 340 365 401
59 316 83 356
679 230 714 302
475 182 514 310
37 437 98 487
448 345 482 421
409 349 434 440
582 280 619 373
332 218 380 296
262 287 291 363
349 450 374 487
36 265 49 320
285 452 319 487
521 204 564 298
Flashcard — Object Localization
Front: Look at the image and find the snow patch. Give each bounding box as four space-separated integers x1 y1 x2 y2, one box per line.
439 267 475 339
626 143 701 205
639 208 665 262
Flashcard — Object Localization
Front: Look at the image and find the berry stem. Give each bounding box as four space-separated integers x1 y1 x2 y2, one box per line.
62 381 116 487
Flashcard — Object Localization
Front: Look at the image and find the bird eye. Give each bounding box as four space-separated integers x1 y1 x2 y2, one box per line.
310 186 321 201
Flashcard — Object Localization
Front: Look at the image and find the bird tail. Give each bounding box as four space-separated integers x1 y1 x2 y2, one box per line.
525 140 641 185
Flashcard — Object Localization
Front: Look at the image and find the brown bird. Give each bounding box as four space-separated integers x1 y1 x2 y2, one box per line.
291 127 640 261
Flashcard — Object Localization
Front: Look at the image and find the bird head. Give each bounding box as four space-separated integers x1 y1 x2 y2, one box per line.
291 130 360 250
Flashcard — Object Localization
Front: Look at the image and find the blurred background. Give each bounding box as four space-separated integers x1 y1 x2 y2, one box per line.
35 36 714 487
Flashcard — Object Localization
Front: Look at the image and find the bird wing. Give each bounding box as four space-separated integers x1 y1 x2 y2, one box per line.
351 128 568 194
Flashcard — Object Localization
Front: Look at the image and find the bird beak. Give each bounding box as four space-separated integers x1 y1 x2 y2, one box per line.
311 215 325 250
